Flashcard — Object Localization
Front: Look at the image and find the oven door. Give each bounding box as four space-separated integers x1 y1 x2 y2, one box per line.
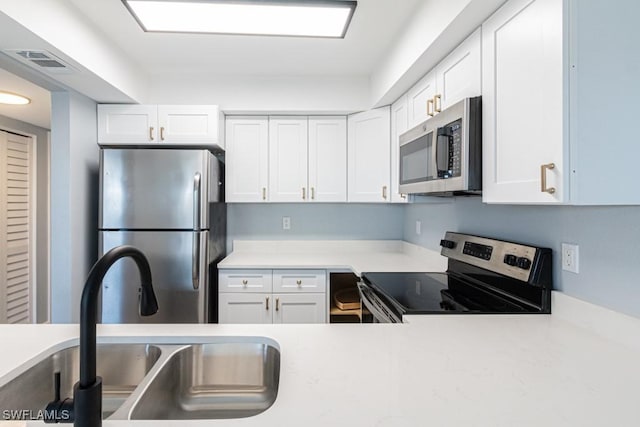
357 282 402 323
399 122 446 194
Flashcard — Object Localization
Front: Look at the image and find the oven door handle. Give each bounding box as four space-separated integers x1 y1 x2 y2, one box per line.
357 282 401 324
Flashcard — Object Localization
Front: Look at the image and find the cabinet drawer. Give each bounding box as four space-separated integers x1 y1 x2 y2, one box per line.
219 270 272 293
273 270 326 293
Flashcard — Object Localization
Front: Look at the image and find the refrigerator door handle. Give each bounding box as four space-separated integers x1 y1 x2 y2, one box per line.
193 172 202 230
192 232 200 290
192 172 202 290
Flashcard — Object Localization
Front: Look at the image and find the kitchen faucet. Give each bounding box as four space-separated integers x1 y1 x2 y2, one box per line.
45 245 158 427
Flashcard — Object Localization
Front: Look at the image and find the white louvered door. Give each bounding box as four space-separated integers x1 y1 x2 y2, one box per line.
0 131 33 324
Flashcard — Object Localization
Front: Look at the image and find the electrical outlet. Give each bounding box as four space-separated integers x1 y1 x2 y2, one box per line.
415 220 421 235
561 243 579 273
282 216 291 230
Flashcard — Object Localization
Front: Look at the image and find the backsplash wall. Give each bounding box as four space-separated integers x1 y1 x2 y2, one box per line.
404 197 640 318
226 203 404 251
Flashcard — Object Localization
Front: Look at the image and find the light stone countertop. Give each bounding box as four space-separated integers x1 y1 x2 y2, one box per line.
1 292 640 427
218 240 449 274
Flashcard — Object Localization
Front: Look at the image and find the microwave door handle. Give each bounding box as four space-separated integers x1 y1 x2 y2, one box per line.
436 128 450 176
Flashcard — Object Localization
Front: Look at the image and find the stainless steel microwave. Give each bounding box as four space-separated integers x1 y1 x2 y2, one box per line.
399 96 482 196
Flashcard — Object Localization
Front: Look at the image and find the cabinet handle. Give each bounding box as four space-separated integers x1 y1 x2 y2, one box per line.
427 99 435 117
296 280 302 286
266 297 269 310
149 126 154 141
160 126 165 141
401 193 407 199
276 298 280 311
382 186 388 200
540 163 556 194
311 187 315 200
262 187 266 201
302 187 306 200
242 279 248 286
434 94 442 113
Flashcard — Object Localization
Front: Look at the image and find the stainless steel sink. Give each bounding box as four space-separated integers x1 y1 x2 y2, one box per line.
129 342 280 420
0 344 162 418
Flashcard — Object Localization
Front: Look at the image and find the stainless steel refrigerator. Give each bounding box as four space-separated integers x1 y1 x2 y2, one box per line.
98 148 225 323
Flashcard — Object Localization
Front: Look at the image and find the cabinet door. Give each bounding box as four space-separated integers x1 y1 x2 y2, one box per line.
308 117 347 202
435 28 482 111
406 71 437 128
347 107 391 203
157 105 221 147
225 117 269 202
390 96 409 203
482 0 564 204
269 117 308 202
218 293 272 324
97 105 158 145
273 294 326 324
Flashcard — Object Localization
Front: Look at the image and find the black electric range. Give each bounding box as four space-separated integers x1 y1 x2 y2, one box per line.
359 232 552 323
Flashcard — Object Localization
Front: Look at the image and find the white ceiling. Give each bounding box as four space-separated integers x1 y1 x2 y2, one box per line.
66 0 422 77
0 67 51 129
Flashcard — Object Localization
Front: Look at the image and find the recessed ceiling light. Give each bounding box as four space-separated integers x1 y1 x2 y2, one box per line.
0 91 31 105
122 0 357 38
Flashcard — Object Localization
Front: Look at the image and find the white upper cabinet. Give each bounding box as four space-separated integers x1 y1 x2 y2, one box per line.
225 117 269 203
348 107 391 203
157 105 222 146
97 105 158 144
269 117 309 203
404 28 482 130
482 0 564 204
308 117 347 202
406 70 437 129
390 96 408 203
98 104 223 148
435 28 482 111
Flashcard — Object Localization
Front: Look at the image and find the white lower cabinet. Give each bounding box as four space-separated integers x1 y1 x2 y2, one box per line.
219 269 327 324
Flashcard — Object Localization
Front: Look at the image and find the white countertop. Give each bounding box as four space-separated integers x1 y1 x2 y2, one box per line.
218 240 449 274
2 292 640 427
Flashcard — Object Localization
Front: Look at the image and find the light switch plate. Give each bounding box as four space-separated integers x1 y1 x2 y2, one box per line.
415 220 421 235
282 216 291 230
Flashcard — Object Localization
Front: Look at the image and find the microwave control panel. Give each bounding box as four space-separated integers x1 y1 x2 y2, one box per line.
439 119 463 179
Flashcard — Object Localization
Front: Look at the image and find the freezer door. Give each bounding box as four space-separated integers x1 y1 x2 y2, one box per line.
100 230 209 323
100 149 219 230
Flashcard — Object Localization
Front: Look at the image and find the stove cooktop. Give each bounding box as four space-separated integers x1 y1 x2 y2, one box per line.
362 271 541 316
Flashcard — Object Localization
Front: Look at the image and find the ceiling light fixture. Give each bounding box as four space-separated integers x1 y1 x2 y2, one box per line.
0 91 31 105
122 0 357 38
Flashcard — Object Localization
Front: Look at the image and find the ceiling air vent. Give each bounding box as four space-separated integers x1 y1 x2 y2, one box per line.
5 49 74 74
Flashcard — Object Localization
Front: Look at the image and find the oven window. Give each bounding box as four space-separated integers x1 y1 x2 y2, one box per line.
400 131 434 184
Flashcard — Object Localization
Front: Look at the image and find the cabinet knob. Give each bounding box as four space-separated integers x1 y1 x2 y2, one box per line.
296 280 302 285
266 297 269 310
276 298 280 311
311 187 315 200
160 126 165 141
540 163 556 194
242 279 248 286
382 186 388 200
262 187 266 201
302 187 306 200
149 126 154 141
427 99 435 117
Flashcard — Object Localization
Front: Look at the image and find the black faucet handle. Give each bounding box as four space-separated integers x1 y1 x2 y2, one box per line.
44 371 74 424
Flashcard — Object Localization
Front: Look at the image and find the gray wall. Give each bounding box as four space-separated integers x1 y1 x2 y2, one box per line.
0 114 49 323
50 91 99 323
227 203 405 251
404 197 640 318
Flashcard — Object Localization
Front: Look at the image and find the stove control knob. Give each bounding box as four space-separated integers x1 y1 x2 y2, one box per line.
503 254 517 266
440 239 456 249
516 257 532 270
